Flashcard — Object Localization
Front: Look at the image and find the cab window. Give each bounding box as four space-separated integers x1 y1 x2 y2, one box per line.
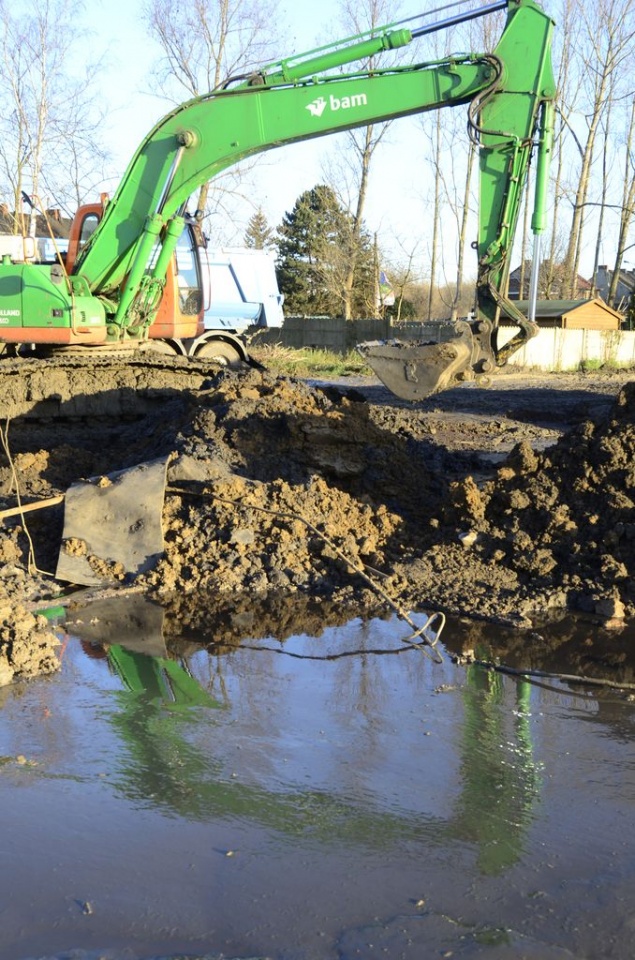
78 213 99 251
175 227 202 315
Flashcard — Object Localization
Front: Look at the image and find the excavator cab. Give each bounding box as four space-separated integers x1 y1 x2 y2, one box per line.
148 224 205 342
66 204 102 273
66 199 207 345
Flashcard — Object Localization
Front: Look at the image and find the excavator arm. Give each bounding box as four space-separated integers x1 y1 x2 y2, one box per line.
358 1 557 398
66 0 554 393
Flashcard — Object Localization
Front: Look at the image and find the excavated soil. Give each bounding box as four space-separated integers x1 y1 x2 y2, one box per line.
1 354 634 682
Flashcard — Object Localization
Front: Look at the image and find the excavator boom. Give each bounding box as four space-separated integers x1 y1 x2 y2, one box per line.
73 59 496 295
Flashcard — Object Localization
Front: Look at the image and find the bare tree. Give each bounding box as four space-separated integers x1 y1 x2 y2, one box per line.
546 0 583 286
560 0 635 296
143 0 282 232
591 96 615 293
417 12 478 321
423 111 442 321
372 232 424 320
0 0 107 228
144 0 282 97
387 248 419 322
607 97 635 304
422 109 478 320
323 0 403 319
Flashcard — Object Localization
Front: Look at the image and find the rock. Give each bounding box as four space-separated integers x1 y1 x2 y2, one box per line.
0 659 14 686
458 530 478 549
595 595 626 621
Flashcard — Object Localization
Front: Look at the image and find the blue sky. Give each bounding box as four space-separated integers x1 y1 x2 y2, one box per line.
95 0 349 171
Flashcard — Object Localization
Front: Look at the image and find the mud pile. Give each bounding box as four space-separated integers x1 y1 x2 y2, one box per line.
1 361 635 682
433 381 635 624
0 595 60 685
111 371 635 627
0 365 442 681
140 370 440 601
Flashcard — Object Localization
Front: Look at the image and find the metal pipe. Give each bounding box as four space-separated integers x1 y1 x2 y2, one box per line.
411 0 508 39
528 233 541 324
529 102 555 324
531 101 555 236
156 145 186 215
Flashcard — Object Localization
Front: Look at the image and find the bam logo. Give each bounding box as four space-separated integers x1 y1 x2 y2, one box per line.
306 96 327 117
306 92 368 118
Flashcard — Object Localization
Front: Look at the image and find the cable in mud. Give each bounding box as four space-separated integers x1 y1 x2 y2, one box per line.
0 417 55 578
453 652 635 695
169 482 445 661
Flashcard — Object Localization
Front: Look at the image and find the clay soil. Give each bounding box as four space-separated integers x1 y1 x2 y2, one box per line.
1 353 635 683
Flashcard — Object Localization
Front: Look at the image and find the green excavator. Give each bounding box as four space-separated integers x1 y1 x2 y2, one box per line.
0 0 555 398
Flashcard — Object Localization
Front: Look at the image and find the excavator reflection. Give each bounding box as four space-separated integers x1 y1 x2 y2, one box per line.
99 643 217 710
64 599 541 874
454 666 541 875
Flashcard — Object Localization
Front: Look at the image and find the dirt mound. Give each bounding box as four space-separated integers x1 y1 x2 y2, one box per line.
0 365 442 681
0 352 230 418
429 382 635 624
1 361 635 682
139 369 441 601
0 596 60 684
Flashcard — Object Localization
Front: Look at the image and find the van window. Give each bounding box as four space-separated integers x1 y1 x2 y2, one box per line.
210 262 243 303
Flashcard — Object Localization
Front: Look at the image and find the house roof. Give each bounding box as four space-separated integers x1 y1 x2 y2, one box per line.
596 265 635 293
508 263 593 289
507 297 623 321
0 209 70 239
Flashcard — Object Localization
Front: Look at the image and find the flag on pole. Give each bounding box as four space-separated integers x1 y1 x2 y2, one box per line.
379 270 395 306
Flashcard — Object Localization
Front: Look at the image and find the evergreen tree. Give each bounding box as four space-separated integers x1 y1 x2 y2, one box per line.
276 185 375 317
244 207 275 250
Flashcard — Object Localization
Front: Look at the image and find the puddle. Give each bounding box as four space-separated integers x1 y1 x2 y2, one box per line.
1 604 635 959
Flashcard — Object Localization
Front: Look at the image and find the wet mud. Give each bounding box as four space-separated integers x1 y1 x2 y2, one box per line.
1 355 634 683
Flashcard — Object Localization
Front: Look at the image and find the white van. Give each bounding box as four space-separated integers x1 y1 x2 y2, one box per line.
203 248 284 332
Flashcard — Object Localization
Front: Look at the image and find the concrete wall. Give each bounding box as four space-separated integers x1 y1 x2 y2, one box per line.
499 325 635 370
260 316 635 370
258 316 391 351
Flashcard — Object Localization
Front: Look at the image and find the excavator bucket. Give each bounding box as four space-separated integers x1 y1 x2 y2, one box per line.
357 324 476 402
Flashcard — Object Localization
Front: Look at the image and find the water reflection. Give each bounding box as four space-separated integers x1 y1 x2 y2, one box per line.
446 611 635 688
3 596 635 959
65 597 543 875
82 635 444 840
453 666 540 875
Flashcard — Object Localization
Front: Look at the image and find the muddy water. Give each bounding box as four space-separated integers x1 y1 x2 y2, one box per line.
1 611 635 960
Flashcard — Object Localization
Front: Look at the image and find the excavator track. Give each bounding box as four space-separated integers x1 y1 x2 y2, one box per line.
0 353 233 420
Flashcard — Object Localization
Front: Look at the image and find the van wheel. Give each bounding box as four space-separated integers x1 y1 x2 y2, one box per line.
141 338 184 356
195 340 244 366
